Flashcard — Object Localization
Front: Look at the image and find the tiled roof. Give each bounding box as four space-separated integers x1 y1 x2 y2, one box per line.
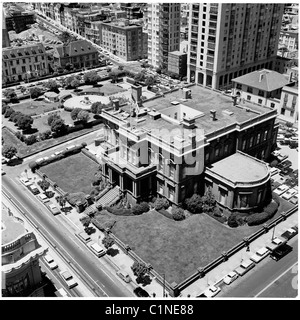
55 40 98 58
232 69 290 92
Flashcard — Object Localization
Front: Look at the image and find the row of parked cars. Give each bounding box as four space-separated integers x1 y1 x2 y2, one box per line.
198 225 298 298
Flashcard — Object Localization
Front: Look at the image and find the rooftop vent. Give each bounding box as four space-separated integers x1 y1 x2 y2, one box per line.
171 101 180 105
210 110 217 121
223 109 234 116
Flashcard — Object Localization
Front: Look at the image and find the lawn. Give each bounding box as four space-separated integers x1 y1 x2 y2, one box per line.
94 209 264 284
41 152 99 195
11 99 59 116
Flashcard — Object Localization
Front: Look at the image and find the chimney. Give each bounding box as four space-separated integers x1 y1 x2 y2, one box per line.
210 110 217 121
182 88 192 99
112 99 119 111
131 84 142 103
188 133 196 149
259 73 264 82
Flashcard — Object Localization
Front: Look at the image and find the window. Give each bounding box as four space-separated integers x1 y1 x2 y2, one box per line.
158 154 163 172
240 194 249 208
224 144 228 154
168 185 175 201
257 133 261 144
236 83 242 89
169 162 175 179
205 152 210 162
258 90 264 97
281 108 285 115
247 86 253 93
263 130 268 141
12 68 16 74
242 140 246 150
249 136 253 148
270 102 275 108
247 95 251 101
219 188 227 205
22 66 26 72
257 190 263 205
258 99 263 104
215 148 219 157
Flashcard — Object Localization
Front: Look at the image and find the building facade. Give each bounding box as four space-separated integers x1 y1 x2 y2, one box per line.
97 84 277 209
99 20 145 61
232 69 290 110
2 207 47 297
168 51 187 78
187 3 284 90
278 84 298 124
52 40 98 70
2 43 49 85
147 3 181 69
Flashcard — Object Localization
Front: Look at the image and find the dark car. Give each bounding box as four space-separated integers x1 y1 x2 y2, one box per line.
281 228 297 240
133 287 150 297
270 244 293 261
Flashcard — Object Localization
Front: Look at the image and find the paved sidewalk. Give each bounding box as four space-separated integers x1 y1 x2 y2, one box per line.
180 213 298 297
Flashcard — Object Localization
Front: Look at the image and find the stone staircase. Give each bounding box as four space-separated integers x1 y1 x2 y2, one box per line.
95 185 120 208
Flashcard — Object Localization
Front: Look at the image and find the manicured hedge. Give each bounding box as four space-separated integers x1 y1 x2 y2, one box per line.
105 206 134 216
153 198 169 211
132 202 150 215
247 201 279 226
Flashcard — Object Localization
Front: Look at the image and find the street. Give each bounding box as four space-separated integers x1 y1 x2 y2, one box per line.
2 175 133 298
220 236 298 298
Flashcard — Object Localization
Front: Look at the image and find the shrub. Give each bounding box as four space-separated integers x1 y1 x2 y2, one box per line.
40 130 52 141
15 131 25 142
132 204 145 215
24 134 38 145
228 214 239 228
154 198 169 211
172 207 185 221
4 107 14 118
139 202 150 213
185 194 203 214
264 200 279 215
37 179 50 191
66 192 86 206
2 104 8 115
105 206 134 216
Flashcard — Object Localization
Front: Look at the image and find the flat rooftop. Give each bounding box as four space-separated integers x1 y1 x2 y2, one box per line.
109 85 275 141
2 205 26 245
208 152 269 183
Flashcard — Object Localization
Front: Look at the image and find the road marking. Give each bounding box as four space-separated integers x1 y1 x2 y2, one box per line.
100 267 116 284
255 261 298 297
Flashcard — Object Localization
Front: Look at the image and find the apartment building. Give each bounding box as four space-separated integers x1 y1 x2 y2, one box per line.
97 84 277 212
279 29 299 53
5 10 35 34
99 20 145 61
53 39 98 70
2 207 47 297
168 51 187 78
2 43 49 85
278 84 298 124
147 3 181 69
187 3 284 90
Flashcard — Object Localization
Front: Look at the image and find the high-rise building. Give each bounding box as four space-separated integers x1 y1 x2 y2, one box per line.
2 12 11 48
147 3 181 70
187 3 284 90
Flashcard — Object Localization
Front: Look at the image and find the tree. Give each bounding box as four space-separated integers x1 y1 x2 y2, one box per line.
118 65 124 70
39 130 52 140
201 188 216 212
77 110 90 123
172 207 185 221
102 235 115 249
70 79 80 89
4 107 15 118
3 89 17 101
185 194 203 214
50 118 67 136
56 195 67 210
109 70 120 83
48 113 61 126
156 67 162 74
25 134 38 145
20 86 27 95
71 107 83 120
29 87 43 99
12 112 23 124
83 71 100 85
59 31 74 45
37 179 50 191
91 101 107 114
134 72 146 82
145 75 156 88
17 115 33 131
8 110 16 122
2 145 17 160
65 62 74 71
45 79 59 92
131 261 151 286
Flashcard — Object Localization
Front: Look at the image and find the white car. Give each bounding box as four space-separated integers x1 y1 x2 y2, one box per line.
266 236 286 251
60 270 78 289
20 177 33 187
282 188 297 200
44 254 58 270
38 193 50 203
273 184 290 196
49 203 60 215
234 259 255 276
250 247 270 263
203 285 221 298
223 271 238 285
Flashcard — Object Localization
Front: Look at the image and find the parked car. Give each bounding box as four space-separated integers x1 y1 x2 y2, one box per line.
60 270 78 289
38 193 50 203
282 188 297 200
89 241 106 257
20 177 33 187
281 228 297 241
223 272 238 285
203 285 221 297
291 225 298 233
133 286 150 297
273 184 290 196
44 254 58 270
77 231 91 243
234 259 255 276
250 247 270 263
48 203 60 215
28 184 40 195
266 237 287 252
270 244 293 261
116 269 132 283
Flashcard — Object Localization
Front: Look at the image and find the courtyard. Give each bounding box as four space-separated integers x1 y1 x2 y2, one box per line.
40 152 99 195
